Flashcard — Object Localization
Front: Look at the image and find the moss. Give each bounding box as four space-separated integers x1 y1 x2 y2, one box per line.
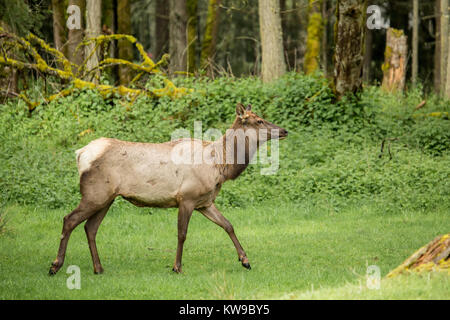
381 46 392 72
200 0 220 69
387 234 450 277
304 11 323 74
0 29 189 108
304 0 323 75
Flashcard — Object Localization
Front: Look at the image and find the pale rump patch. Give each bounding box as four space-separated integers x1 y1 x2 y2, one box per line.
75 138 111 175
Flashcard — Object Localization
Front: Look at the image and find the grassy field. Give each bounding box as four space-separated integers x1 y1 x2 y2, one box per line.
0 75 449 299
0 198 448 299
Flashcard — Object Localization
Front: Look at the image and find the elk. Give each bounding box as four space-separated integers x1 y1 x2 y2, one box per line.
49 103 288 275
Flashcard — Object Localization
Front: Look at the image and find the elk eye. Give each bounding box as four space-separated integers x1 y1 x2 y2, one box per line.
257 120 264 124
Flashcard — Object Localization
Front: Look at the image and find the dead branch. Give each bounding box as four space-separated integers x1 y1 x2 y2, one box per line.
0 28 188 112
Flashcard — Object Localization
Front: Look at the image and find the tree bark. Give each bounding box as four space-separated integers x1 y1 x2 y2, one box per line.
187 0 198 74
333 0 367 99
0 21 18 97
169 0 188 76
258 0 286 82
387 234 450 277
67 0 86 69
434 0 441 93
382 28 408 92
117 0 133 84
446 25 450 98
322 0 328 76
200 0 221 76
155 0 170 61
304 0 323 75
440 0 449 94
85 0 102 83
363 28 372 83
412 0 419 86
52 0 66 54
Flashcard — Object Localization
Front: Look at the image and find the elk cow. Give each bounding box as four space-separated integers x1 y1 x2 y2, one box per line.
49 103 288 275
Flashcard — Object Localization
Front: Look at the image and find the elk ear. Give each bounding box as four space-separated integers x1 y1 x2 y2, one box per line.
246 104 252 111
236 103 246 117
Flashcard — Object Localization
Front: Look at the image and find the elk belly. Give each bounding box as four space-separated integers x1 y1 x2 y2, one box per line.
118 162 182 208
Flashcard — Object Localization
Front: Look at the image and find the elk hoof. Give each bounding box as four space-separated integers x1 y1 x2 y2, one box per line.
94 268 104 275
172 266 182 273
49 261 61 276
239 256 251 270
242 262 251 270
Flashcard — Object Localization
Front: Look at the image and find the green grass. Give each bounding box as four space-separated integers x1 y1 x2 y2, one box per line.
0 198 448 299
282 273 450 300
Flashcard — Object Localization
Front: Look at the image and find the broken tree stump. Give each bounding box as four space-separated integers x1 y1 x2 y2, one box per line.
382 28 408 92
387 234 450 277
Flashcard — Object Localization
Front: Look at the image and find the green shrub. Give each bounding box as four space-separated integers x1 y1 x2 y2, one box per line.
0 73 448 211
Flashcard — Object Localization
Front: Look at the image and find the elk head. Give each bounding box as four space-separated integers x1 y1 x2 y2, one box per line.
234 103 288 141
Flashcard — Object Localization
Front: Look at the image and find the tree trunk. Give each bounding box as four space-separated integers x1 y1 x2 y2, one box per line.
187 0 198 74
387 234 450 277
446 27 450 98
434 0 441 93
304 0 322 75
363 28 372 83
382 28 408 92
200 0 221 76
0 21 18 96
102 0 116 53
412 0 419 86
67 0 86 69
322 0 328 76
52 0 66 54
169 0 187 76
85 0 102 83
440 0 449 94
117 0 133 84
258 0 286 82
155 0 170 61
333 0 367 99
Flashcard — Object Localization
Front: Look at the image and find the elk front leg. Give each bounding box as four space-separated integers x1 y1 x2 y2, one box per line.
198 204 250 270
173 202 194 273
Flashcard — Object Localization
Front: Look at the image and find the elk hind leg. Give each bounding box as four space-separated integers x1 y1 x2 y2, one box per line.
49 200 102 275
84 200 114 274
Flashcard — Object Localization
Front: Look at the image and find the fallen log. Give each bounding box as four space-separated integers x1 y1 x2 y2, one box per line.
387 234 450 277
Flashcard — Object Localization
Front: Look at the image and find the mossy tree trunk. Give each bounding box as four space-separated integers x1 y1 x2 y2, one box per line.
333 0 367 99
434 0 441 93
200 0 221 76
117 0 133 85
169 0 187 76
258 0 286 83
321 0 328 76
67 0 86 69
304 0 323 75
440 0 449 94
363 28 372 83
52 0 66 54
381 28 408 92
411 0 419 86
102 0 116 55
85 0 102 83
446 24 450 98
155 0 169 61
0 21 18 96
187 0 198 74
